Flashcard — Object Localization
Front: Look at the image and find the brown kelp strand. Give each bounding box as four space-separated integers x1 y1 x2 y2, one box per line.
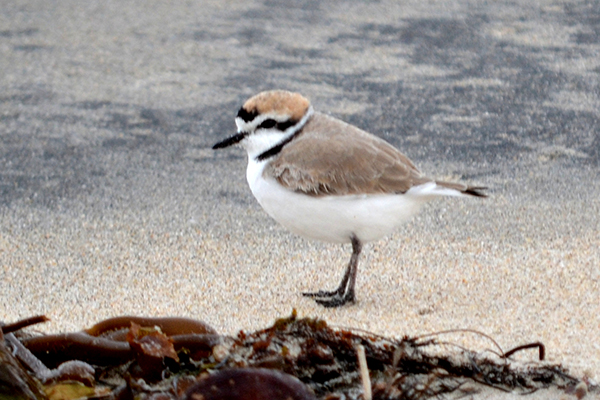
84 316 216 337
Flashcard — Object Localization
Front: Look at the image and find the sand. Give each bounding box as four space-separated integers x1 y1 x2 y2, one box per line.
1 1 599 398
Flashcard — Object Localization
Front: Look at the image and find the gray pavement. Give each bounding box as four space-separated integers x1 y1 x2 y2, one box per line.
1 0 599 395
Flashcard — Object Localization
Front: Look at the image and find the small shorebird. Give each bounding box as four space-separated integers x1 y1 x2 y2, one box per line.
213 90 485 307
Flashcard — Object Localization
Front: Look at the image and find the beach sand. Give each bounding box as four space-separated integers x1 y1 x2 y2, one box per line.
1 1 599 397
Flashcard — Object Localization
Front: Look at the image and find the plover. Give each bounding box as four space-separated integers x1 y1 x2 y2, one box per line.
213 90 486 307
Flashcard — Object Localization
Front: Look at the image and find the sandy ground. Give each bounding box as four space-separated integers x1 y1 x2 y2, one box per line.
1 0 599 398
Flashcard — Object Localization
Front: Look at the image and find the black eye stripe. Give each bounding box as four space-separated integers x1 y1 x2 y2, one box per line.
257 118 298 131
275 120 296 131
257 119 277 129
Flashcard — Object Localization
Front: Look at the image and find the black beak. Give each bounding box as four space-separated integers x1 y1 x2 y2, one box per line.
212 132 247 149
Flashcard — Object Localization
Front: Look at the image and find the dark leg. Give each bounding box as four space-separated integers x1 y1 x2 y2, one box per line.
301 257 353 298
302 235 363 308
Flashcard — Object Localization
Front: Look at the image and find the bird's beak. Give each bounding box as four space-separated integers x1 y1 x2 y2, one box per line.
212 132 247 149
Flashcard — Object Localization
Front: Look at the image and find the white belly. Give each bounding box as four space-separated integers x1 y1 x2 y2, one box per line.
246 158 427 244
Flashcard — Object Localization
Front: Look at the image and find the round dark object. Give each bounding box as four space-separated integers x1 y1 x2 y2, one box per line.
184 368 316 400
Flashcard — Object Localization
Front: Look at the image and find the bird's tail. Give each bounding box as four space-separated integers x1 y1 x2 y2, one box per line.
407 181 487 198
435 181 487 197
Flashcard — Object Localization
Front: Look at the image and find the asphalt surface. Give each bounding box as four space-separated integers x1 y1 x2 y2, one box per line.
1 0 599 394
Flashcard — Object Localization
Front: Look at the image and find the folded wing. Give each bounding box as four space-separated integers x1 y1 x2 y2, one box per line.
263 113 432 197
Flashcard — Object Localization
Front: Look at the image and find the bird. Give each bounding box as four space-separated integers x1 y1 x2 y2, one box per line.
212 90 486 308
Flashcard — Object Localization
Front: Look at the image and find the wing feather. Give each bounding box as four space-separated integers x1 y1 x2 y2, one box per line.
263 112 431 196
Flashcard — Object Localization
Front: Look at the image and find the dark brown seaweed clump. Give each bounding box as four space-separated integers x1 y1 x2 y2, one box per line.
1 311 593 400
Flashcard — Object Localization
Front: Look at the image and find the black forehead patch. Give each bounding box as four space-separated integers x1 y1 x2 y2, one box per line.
237 107 258 122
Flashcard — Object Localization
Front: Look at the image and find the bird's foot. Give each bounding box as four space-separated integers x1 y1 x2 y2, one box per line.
314 292 355 308
304 290 356 308
302 289 343 298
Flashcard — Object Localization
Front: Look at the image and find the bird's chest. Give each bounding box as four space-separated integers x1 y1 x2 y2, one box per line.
246 157 271 200
246 157 297 221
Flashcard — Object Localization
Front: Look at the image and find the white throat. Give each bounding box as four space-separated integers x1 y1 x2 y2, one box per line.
244 131 287 160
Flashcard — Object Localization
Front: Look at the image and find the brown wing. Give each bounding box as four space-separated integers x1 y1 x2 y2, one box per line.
263 112 432 196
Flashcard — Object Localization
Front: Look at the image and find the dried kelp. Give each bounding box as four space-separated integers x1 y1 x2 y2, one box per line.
2 311 592 400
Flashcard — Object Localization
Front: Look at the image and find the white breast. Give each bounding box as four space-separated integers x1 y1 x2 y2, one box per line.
246 157 427 244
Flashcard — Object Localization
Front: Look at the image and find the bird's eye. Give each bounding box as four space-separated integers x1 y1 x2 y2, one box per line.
258 119 277 129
